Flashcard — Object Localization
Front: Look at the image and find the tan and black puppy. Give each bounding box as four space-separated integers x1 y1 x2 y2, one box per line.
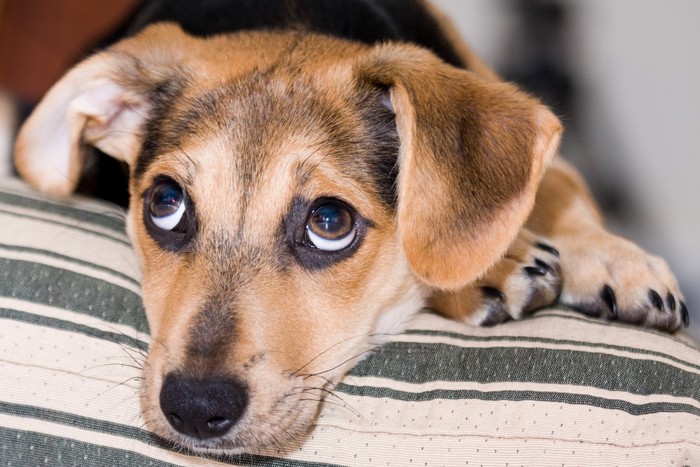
13 0 688 453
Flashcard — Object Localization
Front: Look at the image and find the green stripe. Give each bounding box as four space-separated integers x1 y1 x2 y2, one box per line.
0 190 127 232
532 308 700 352
0 402 157 449
0 308 148 350
0 258 148 333
347 342 700 401
0 243 140 287
404 328 700 372
0 206 131 246
1 427 175 467
0 403 343 467
336 384 700 417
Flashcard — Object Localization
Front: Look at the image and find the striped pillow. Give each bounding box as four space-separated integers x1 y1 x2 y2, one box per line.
1 176 699 466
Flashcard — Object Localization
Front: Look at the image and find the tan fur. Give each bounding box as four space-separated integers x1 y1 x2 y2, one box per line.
358 44 560 289
13 2 687 453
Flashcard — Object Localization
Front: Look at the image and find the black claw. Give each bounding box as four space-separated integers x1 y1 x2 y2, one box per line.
680 302 690 328
481 286 506 302
648 290 665 311
534 258 554 274
601 285 618 320
524 266 547 276
535 243 560 257
666 293 677 312
480 306 511 327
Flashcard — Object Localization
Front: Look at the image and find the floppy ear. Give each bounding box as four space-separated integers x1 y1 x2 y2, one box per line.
13 23 189 197
359 44 562 290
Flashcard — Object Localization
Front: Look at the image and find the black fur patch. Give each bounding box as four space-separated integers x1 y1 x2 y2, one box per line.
121 0 466 69
133 76 189 184
354 84 400 210
76 149 130 206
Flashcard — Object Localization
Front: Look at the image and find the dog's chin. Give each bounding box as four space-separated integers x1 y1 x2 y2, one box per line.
146 415 317 455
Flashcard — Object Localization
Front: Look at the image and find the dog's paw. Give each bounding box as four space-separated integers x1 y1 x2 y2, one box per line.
474 231 563 326
558 231 689 332
431 230 562 326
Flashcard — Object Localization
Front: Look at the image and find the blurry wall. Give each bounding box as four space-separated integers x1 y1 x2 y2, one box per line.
433 0 700 339
0 0 139 103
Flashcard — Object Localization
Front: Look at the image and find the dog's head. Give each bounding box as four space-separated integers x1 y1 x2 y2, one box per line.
14 24 560 452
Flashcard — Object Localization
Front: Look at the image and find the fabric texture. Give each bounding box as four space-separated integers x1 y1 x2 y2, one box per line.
1 176 699 466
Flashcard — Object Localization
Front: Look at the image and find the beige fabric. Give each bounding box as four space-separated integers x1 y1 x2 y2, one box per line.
1 176 699 466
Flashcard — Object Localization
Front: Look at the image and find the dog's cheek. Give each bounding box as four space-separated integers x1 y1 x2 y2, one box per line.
126 211 167 333
125 212 173 337
284 232 412 374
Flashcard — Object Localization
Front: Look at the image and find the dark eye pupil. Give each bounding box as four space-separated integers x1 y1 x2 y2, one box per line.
150 182 183 218
309 204 352 239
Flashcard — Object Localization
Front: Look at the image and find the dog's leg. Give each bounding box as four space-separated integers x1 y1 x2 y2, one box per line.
432 157 687 332
526 158 688 331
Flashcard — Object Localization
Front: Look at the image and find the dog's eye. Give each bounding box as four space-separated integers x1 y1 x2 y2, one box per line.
149 179 186 231
306 203 356 251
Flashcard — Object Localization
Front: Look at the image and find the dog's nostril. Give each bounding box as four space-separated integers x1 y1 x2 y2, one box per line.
207 417 233 432
166 412 184 430
159 373 248 440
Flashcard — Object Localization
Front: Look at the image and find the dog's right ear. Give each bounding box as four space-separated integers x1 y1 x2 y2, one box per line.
14 24 189 197
357 44 562 290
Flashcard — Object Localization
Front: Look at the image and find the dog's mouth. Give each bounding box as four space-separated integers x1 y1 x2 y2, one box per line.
143 373 326 453
139 347 358 453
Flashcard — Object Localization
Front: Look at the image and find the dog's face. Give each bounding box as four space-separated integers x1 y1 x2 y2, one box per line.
15 24 560 451
128 36 426 448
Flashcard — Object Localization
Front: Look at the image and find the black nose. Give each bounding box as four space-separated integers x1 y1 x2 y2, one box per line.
159 373 248 440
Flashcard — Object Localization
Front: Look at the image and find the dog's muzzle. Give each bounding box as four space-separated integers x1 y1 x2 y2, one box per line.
159 373 248 440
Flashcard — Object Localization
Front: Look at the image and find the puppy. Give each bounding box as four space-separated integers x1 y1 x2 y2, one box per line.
13 0 689 453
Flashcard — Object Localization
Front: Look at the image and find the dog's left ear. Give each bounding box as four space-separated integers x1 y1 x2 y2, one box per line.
14 23 189 197
13 53 147 197
358 44 562 290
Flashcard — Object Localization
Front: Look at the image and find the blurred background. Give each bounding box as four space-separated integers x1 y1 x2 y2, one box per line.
1 0 698 338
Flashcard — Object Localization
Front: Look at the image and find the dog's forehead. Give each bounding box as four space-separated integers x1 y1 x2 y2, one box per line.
161 74 359 188
134 69 333 178
134 49 399 224
132 33 362 155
